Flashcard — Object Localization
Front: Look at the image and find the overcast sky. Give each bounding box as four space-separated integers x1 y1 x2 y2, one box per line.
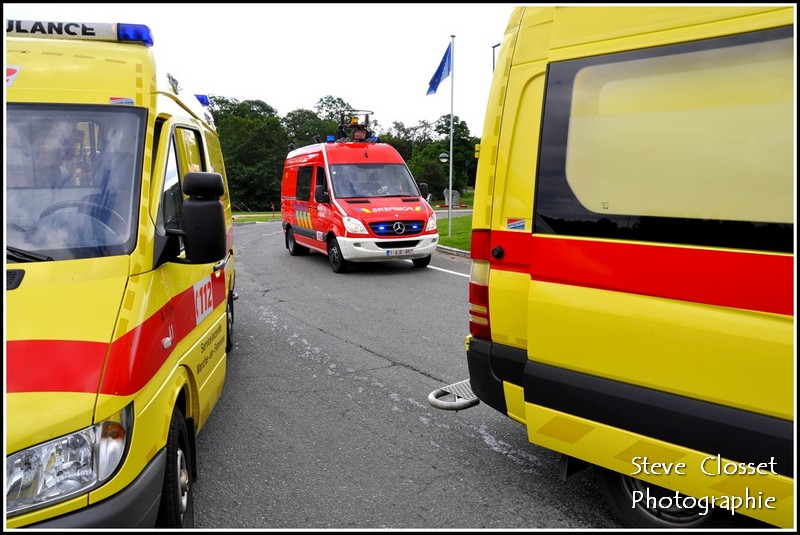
4 3 515 136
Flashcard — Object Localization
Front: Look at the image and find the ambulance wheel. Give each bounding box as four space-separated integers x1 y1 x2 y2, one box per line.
286 227 309 256
594 466 720 528
156 408 194 528
412 255 431 268
328 238 349 273
225 290 234 353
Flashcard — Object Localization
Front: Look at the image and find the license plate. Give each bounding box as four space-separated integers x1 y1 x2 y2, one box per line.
386 248 413 256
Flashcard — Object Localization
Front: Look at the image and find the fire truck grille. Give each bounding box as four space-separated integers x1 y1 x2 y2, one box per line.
369 220 425 237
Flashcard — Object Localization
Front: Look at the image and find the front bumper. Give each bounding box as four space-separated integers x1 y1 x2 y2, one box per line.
20 449 166 528
338 234 439 262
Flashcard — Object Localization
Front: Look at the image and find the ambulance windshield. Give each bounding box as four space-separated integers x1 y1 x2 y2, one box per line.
330 163 419 199
6 104 145 261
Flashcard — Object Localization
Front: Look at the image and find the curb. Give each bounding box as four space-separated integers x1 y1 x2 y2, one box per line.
437 245 470 258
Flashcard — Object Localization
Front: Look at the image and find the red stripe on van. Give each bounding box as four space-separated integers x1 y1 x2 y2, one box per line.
532 235 793 316
488 231 793 316
6 269 229 395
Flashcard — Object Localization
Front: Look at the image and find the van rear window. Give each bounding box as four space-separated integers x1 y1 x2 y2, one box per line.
534 25 793 253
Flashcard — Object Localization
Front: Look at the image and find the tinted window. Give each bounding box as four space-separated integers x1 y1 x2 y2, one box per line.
535 26 793 253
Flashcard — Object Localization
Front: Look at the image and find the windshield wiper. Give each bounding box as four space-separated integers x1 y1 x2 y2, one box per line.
6 245 54 262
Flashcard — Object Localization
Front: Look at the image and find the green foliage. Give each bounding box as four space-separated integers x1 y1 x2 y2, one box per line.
436 214 472 251
314 95 353 122
408 142 449 197
283 109 337 147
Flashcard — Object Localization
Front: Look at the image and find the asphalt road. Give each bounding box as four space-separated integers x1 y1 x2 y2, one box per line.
190 220 623 529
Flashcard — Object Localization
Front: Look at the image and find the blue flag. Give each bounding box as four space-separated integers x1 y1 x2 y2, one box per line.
427 43 452 95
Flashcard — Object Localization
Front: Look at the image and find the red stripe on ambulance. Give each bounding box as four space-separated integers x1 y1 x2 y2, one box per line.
488 231 792 316
7 269 228 395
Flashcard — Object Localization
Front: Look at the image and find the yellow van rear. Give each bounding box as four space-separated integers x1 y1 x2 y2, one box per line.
6 20 236 528
465 6 794 528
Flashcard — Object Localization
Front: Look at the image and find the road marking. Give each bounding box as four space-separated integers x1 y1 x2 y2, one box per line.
426 265 469 278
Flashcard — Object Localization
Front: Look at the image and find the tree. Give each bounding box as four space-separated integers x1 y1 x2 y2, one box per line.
283 109 337 148
314 95 353 122
385 120 435 161
210 96 287 211
433 114 479 191
209 96 278 120
407 142 450 201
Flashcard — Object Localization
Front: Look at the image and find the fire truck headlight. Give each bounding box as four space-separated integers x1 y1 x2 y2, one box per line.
343 216 368 234
426 213 438 231
5 404 133 517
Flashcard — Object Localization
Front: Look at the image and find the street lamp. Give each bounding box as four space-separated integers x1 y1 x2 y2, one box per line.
438 153 452 236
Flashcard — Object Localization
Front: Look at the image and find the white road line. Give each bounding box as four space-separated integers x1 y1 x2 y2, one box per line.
426 265 469 278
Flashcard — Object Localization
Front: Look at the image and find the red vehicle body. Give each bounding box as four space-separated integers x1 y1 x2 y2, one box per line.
280 112 438 273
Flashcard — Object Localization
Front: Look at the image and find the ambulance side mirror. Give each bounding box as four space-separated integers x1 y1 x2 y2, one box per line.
172 171 227 264
314 185 329 204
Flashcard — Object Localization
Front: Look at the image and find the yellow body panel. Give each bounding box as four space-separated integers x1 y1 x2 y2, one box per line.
526 403 794 528
528 280 793 419
6 256 129 342
6 21 234 528
470 5 795 528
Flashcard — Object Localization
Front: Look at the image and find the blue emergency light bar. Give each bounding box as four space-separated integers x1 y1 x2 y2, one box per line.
117 23 154 46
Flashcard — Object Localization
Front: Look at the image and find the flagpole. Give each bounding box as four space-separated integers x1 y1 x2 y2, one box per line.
448 34 454 237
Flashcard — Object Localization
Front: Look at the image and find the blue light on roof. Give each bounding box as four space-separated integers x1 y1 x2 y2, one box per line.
195 95 211 106
118 23 154 47
327 135 335 142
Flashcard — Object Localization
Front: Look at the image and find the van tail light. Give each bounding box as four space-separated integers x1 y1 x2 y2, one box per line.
469 229 491 340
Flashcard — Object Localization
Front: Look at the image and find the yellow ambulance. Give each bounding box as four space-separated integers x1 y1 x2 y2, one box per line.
6 20 236 527
462 5 793 528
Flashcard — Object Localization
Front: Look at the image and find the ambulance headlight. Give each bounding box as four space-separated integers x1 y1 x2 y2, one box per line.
426 213 438 231
5 404 133 517
343 216 368 234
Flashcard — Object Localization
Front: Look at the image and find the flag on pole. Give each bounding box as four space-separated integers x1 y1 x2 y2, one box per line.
426 42 452 95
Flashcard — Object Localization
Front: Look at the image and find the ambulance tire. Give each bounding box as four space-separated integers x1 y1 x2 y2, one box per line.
286 227 309 256
412 255 431 268
594 466 722 528
156 408 194 528
225 291 234 353
328 238 349 273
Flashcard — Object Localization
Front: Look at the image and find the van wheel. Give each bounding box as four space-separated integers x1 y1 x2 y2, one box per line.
286 227 308 256
156 408 194 528
412 255 431 268
225 290 234 353
328 238 348 273
594 466 720 528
